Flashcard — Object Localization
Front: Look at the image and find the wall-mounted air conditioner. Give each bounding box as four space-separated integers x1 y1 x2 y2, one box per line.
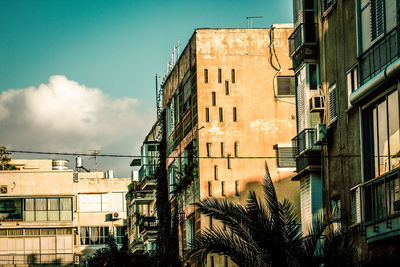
112 211 122 219
310 96 325 112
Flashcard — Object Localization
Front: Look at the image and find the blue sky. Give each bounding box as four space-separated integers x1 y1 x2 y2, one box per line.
0 0 293 175
0 0 293 105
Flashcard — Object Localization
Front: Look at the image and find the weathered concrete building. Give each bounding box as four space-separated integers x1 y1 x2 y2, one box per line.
0 159 130 266
161 26 299 266
290 0 399 257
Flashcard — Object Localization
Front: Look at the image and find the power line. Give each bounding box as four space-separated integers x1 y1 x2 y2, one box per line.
6 149 363 159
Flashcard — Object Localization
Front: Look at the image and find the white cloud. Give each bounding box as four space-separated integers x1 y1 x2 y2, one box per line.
0 75 155 176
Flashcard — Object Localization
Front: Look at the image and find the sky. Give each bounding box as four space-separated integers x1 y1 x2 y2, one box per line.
0 0 293 176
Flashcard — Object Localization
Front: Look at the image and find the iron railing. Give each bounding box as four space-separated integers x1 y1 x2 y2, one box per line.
288 23 318 57
292 128 320 158
138 216 158 233
359 25 400 85
138 164 158 180
361 170 400 225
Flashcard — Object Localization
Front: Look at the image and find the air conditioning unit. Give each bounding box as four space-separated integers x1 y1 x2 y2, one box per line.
314 123 327 145
112 211 122 220
309 96 325 112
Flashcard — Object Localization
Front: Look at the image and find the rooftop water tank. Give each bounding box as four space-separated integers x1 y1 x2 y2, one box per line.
52 159 69 170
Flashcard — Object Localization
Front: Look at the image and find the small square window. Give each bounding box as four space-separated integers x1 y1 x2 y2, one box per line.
231 69 236 83
208 181 213 196
277 76 295 96
218 69 222 83
220 142 224 158
214 165 218 180
221 181 226 196
233 107 237 121
205 108 210 122
204 69 208 83
227 154 231 169
235 180 240 196
219 108 224 122
234 142 238 157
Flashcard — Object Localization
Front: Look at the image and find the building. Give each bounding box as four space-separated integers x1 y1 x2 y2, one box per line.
160 27 299 266
290 0 399 257
127 122 159 253
0 159 130 266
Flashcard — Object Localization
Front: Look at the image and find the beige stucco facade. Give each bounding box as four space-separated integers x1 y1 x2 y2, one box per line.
161 27 299 266
0 159 130 266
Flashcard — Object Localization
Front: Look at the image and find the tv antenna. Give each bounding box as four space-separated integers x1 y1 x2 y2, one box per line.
246 16 263 28
89 149 100 172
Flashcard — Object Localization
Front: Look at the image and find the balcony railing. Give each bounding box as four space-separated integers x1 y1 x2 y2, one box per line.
359 170 400 225
359 25 400 85
138 164 158 180
289 23 318 57
139 216 158 233
292 128 320 158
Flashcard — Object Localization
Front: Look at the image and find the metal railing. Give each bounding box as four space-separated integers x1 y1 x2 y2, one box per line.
139 216 158 233
0 253 74 265
288 23 318 57
138 164 158 180
359 25 400 85
292 128 320 158
361 170 400 225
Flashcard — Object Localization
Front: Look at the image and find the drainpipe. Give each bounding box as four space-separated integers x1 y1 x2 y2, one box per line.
350 58 400 106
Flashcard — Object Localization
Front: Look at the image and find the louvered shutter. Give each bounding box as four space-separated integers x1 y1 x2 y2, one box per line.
370 0 385 42
329 84 338 122
352 187 362 224
277 146 296 168
300 177 311 235
297 67 307 131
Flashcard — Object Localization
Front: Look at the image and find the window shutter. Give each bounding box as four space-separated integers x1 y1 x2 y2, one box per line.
300 177 311 235
370 0 385 42
277 76 295 96
352 187 362 224
329 84 338 122
277 146 296 168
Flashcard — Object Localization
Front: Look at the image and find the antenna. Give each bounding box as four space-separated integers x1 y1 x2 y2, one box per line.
246 16 263 28
89 149 100 172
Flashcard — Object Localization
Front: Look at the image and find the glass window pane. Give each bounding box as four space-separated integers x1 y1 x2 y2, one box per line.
25 199 34 211
35 199 47 211
388 91 400 170
60 198 72 211
373 108 379 177
378 101 389 174
48 199 59 211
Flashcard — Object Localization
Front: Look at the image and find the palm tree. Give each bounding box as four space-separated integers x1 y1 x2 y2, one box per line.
191 163 357 267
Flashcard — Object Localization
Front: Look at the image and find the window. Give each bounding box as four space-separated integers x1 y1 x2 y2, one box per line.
220 142 225 157
363 90 400 179
275 144 296 168
329 83 337 122
211 255 215 267
80 226 109 245
115 226 124 245
206 108 210 122
233 107 237 121
219 108 224 122
235 180 240 196
212 92 216 106
23 197 72 222
346 66 358 107
214 165 218 180
322 0 336 12
0 199 22 220
231 69 236 83
277 76 295 96
234 142 239 157
309 65 318 90
218 69 222 83
169 167 176 199
208 181 213 196
225 81 230 95
204 69 208 83
206 143 212 157
227 154 231 169
370 0 385 42
221 181 226 196
79 194 102 212
351 187 362 224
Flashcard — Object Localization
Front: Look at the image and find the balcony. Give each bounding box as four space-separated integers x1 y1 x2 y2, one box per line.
353 169 400 242
138 164 157 180
289 23 319 70
359 26 400 85
131 190 155 205
138 216 158 241
292 128 321 173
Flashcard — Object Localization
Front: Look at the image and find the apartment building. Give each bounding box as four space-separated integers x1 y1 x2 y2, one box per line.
161 27 299 266
290 0 399 256
0 159 130 266
127 122 159 253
